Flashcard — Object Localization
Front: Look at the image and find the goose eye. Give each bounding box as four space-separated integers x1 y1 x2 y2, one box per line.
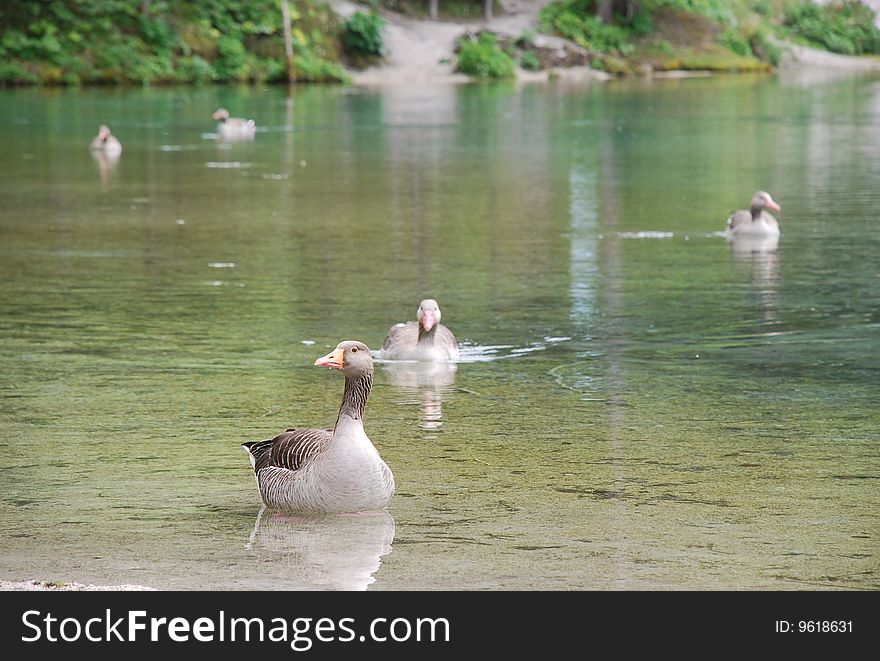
351 346 358 353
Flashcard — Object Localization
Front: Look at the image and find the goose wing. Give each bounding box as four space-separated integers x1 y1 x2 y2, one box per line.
243 427 333 474
727 209 751 231
382 321 418 355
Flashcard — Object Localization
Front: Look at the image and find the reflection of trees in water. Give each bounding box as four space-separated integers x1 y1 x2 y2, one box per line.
728 234 781 325
246 507 395 591
381 361 457 432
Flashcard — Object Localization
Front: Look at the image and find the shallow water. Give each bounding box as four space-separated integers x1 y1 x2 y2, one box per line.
0 73 878 590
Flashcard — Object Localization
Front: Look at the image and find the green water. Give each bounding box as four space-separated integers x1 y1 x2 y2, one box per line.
1 73 878 590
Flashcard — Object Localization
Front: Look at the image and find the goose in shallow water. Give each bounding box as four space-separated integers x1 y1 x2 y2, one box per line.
382 299 459 361
242 341 394 513
89 125 122 157
726 191 781 237
212 108 256 140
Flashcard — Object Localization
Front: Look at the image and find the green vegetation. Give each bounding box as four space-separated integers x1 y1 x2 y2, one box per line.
537 0 880 73
0 0 349 86
538 1 641 57
783 1 880 55
520 50 542 71
342 11 386 57
367 1 502 20
537 0 780 72
455 32 515 78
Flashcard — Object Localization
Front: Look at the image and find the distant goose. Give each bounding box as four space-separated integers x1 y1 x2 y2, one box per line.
726 191 781 236
89 125 122 157
382 299 459 361
242 341 394 513
212 108 256 140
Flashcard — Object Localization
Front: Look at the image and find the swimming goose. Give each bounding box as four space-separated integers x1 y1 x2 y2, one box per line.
212 108 256 140
382 299 459 361
726 191 781 236
242 341 394 513
89 125 122 157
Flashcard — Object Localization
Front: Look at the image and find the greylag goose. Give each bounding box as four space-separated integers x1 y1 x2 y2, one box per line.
89 125 122 156
382 299 459 361
726 191 781 236
242 341 394 513
212 108 256 140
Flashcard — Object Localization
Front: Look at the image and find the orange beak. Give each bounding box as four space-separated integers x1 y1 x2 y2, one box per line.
767 199 781 212
421 312 436 332
314 348 345 369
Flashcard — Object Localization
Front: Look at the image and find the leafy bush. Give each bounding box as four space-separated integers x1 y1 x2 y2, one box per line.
342 11 385 57
538 1 635 55
749 25 781 66
783 1 880 55
520 50 541 71
455 32 516 78
177 55 217 84
294 48 351 83
215 36 248 80
0 0 347 86
719 29 753 57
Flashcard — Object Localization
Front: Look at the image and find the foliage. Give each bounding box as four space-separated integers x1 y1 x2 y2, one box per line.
455 32 516 78
342 11 385 57
654 0 735 25
783 1 880 56
538 1 636 55
719 29 753 57
520 50 542 71
0 0 348 86
748 25 781 66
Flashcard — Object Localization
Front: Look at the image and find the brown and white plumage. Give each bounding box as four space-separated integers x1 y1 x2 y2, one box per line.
726 191 781 236
242 341 394 513
382 299 459 361
212 108 256 140
89 125 122 157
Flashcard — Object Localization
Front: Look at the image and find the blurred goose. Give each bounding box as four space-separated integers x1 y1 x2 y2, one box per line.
212 108 256 139
89 125 122 157
726 191 781 236
382 299 459 361
242 341 394 513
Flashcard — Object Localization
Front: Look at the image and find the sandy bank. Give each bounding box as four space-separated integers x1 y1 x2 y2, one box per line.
1 579 156 591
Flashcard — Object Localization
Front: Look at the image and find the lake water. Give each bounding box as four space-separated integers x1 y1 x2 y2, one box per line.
1 72 878 590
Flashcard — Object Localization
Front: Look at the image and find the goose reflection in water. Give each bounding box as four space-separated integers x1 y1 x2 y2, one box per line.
90 149 120 188
728 233 781 324
245 507 395 591
380 360 457 432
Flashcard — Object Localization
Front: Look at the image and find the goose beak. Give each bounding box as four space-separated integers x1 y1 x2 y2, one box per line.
767 199 781 212
314 348 345 369
421 312 436 332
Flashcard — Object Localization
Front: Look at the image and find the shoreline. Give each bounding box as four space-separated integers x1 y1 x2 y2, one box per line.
1 579 156 592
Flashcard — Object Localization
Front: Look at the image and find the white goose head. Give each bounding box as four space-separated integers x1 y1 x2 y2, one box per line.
416 299 442 333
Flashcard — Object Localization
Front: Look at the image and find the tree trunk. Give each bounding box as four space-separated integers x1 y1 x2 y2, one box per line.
483 0 492 20
280 0 295 82
141 0 151 17
429 0 438 20
596 0 614 24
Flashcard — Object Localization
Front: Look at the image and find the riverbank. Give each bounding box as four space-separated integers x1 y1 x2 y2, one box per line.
2 1 880 86
1 580 155 591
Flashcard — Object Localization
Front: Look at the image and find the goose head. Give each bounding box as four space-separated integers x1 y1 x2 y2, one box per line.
314 341 373 378
97 125 111 142
750 191 781 214
212 108 230 122
417 299 442 333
